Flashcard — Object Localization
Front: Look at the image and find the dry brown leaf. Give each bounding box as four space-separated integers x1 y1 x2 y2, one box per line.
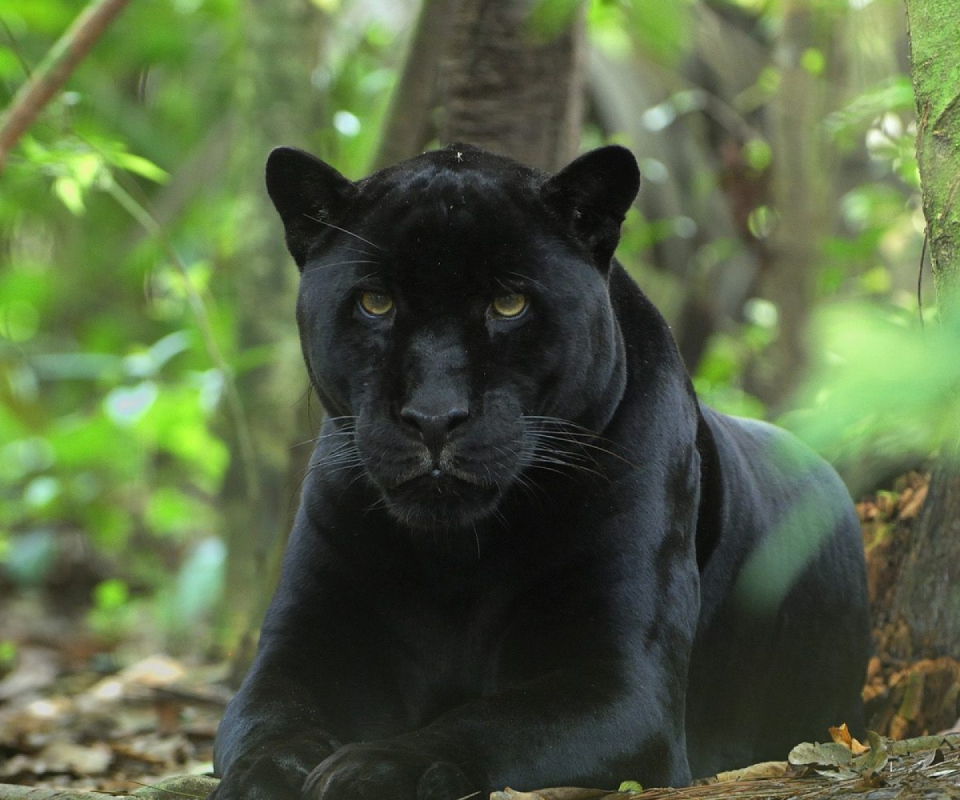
829 723 852 747
829 722 870 754
31 741 113 776
899 484 928 519
0 647 59 702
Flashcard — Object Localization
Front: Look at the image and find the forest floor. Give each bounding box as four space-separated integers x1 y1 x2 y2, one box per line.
0 472 958 798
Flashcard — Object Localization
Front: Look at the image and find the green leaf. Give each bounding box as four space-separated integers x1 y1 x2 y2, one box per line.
630 0 693 64
111 152 170 184
801 48 826 76
93 578 129 611
145 487 214 539
0 640 16 670
71 152 104 188
53 176 85 214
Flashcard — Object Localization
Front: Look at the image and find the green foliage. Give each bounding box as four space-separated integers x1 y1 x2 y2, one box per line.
0 0 412 651
588 0 694 63
782 304 960 490
0 0 257 648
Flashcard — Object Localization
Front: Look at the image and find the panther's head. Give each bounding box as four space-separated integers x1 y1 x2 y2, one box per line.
266 144 640 530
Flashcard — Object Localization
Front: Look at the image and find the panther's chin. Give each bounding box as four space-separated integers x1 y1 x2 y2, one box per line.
383 472 502 530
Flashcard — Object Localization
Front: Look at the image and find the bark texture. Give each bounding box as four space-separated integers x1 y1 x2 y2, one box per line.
905 0 960 308
891 0 960 658
373 0 459 170
438 0 584 172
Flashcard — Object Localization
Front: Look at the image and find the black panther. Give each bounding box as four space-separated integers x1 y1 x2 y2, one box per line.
211 143 870 800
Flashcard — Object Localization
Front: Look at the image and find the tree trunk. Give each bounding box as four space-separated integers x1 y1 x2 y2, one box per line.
438 0 585 171
373 0 459 170
890 0 960 659
744 0 831 409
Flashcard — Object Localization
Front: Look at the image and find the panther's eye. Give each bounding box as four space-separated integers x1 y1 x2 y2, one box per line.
490 293 528 319
358 291 394 317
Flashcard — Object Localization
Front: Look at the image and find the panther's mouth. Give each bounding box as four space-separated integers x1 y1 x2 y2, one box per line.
382 469 502 530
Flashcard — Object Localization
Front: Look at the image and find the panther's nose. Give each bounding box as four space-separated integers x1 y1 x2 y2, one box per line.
400 406 469 455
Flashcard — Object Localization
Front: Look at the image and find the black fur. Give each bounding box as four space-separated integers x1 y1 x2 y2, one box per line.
212 144 869 800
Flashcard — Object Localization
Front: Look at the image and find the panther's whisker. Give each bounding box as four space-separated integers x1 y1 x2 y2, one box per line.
527 431 636 468
303 214 385 252
524 419 639 468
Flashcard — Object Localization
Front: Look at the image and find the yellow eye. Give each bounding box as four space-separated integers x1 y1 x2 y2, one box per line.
491 293 528 319
358 291 394 317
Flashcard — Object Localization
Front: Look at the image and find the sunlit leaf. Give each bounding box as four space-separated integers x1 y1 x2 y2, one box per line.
801 47 826 76
824 76 915 145
71 153 103 188
110 152 170 184
53 176 85 214
93 578 129 611
146 487 214 539
783 303 960 491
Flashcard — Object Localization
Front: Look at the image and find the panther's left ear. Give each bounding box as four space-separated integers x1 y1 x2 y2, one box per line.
542 145 640 270
265 146 358 268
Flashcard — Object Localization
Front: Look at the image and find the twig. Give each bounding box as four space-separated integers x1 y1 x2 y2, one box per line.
0 0 131 174
0 13 33 79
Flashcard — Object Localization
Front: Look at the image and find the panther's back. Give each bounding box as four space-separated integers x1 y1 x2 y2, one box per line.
685 408 870 776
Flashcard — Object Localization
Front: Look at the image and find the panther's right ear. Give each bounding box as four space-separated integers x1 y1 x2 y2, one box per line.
542 145 640 271
265 147 357 268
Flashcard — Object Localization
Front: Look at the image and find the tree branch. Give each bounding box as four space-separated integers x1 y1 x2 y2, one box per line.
0 0 131 174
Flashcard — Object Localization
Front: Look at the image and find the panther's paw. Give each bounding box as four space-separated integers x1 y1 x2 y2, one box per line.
303 742 475 800
211 736 339 800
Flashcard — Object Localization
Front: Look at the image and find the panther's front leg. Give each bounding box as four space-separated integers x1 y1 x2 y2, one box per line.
213 515 700 800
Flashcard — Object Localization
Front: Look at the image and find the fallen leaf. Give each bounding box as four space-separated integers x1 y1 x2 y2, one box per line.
917 748 944 768
854 731 889 774
829 722 870 754
788 741 854 768
899 483 927 519
829 724 852 747
815 767 861 781
715 761 789 782
0 647 59 701
491 788 610 800
36 741 113 775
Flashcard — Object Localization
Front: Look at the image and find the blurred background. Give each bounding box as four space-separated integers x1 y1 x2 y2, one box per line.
0 1 958 770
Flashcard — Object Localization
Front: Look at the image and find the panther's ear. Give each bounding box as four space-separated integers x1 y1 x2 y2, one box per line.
265 146 357 268
542 145 640 270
